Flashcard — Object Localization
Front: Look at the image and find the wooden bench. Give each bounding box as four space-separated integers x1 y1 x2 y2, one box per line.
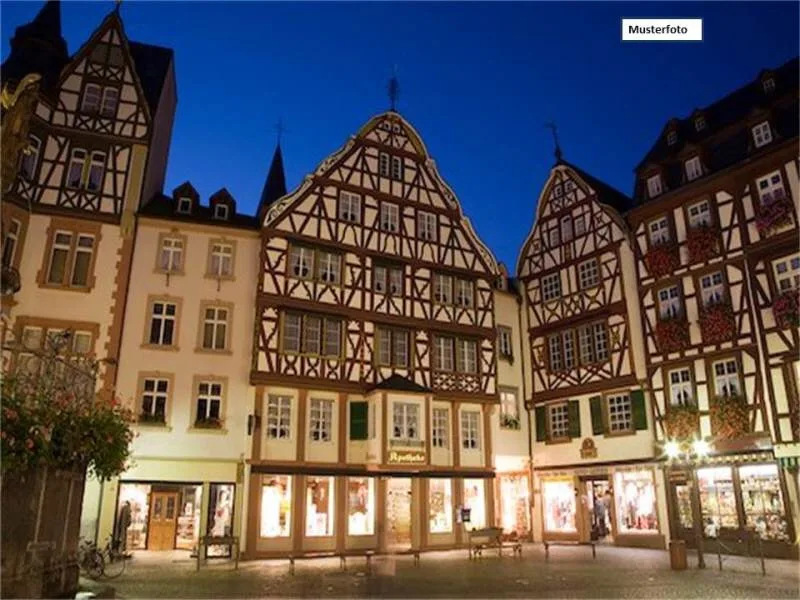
467 527 522 559
288 550 385 575
543 540 596 560
196 535 240 571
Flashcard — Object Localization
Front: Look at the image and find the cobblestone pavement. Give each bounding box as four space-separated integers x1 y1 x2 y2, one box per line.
87 544 799 599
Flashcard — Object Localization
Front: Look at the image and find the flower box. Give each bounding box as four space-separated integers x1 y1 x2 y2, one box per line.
655 318 690 353
194 417 223 429
755 190 795 236
710 395 749 440
500 414 521 430
139 412 166 425
772 290 800 328
664 404 700 440
645 242 680 279
686 225 720 264
699 302 736 344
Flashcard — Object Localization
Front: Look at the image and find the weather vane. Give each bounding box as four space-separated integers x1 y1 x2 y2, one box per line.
545 121 562 161
388 65 400 112
274 118 288 145
114 0 122 13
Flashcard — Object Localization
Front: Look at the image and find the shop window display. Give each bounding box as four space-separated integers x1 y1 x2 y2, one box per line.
429 478 453 533
206 484 235 557
739 464 790 542
260 476 292 538
543 479 576 533
347 477 375 536
697 467 739 536
306 476 335 537
175 485 202 551
675 483 694 530
117 483 151 550
614 470 659 533
500 475 530 536
462 479 486 530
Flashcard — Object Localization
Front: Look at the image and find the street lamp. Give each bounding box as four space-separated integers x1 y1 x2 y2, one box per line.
662 437 709 569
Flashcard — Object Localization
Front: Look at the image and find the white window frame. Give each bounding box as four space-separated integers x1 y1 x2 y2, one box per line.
391 156 403 180
177 197 192 214
752 121 772 148
392 402 419 440
561 215 573 242
457 339 477 374
578 258 599 290
548 404 570 440
685 156 703 182
756 171 786 205
210 242 233 277
282 313 301 353
763 78 775 93
773 254 800 292
418 211 437 241
141 377 169 421
2 219 21 268
309 398 333 442
461 411 480 450
498 326 513 359
687 200 712 228
562 331 575 369
376 327 408 368
433 273 453 304
456 279 473 308
213 203 229 220
46 231 72 284
548 334 563 371
289 246 313 279
266 395 292 440
648 216 670 245
71 234 95 287
202 306 228 351
66 149 86 189
339 191 361 223
574 214 586 236
380 202 399 232
100 87 119 118
500 389 519 427
379 153 390 177
434 336 454 371
549 224 560 247
647 174 663 198
149 301 177 346
658 285 682 319
713 359 741 398
700 271 725 307
196 381 223 423
81 83 101 113
669 368 694 406
432 408 449 448
159 237 183 273
695 115 706 132
606 393 633 433
541 272 561 301
86 151 105 192
317 251 341 284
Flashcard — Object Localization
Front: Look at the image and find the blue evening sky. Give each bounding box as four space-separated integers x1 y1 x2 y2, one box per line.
2 1 798 270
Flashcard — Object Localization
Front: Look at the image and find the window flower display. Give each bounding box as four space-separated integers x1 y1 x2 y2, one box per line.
772 290 800 329
655 317 690 353
664 404 699 440
699 301 736 344
755 191 794 236
710 395 749 440
686 224 720 264
645 241 679 279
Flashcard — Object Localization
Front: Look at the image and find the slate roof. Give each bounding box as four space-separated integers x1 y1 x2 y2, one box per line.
558 159 632 214
367 374 431 394
128 41 174 114
139 193 259 230
257 144 288 222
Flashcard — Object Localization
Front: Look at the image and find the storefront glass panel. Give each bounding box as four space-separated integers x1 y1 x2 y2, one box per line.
117 483 151 550
347 477 375 536
500 474 530 536
614 470 659 533
306 476 335 537
429 478 453 533
697 467 738 536
260 475 291 538
543 479 576 533
739 464 790 542
175 485 202 550
206 484 235 557
463 479 486 530
675 483 693 529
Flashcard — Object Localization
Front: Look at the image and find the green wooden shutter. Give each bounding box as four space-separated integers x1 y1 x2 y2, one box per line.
590 396 605 435
631 389 648 431
349 402 368 440
535 406 548 442
568 400 581 439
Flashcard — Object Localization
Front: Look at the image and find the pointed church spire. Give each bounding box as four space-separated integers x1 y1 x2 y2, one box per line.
258 143 288 220
18 1 63 44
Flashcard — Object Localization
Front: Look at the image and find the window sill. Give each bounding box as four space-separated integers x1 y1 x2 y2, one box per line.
140 343 181 352
204 273 236 282
153 269 185 277
194 347 233 356
37 282 94 294
187 426 228 435
309 439 335 445
461 446 482 453
136 422 172 431
604 429 636 438
544 437 572 445
499 425 522 431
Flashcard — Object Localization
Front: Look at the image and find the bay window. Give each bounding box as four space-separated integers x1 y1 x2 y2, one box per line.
392 402 419 441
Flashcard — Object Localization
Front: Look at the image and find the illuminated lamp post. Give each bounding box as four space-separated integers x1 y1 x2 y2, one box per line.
664 438 710 569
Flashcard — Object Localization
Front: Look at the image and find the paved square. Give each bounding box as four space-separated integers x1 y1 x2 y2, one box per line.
92 544 799 598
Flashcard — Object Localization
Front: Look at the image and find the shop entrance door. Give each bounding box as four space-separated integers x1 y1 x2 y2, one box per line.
581 478 613 543
386 478 412 550
148 491 179 550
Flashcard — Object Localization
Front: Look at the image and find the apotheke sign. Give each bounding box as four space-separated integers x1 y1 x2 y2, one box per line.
388 450 426 464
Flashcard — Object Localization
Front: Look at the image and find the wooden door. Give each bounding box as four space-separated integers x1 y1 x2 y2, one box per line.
148 491 179 550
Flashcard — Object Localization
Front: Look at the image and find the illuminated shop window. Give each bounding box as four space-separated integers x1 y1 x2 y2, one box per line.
117 483 153 550
260 475 291 538
739 464 789 542
347 477 375 536
306 476 335 537
462 479 486 530
428 478 453 534
613 470 659 533
206 484 235 557
543 479 576 532
697 467 738 536
500 475 530 536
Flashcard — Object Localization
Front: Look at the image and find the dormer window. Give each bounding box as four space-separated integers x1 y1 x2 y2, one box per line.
214 204 229 220
177 197 192 214
694 116 706 132
763 78 775 93
666 131 677 146
647 174 663 198
752 121 773 148
685 156 703 182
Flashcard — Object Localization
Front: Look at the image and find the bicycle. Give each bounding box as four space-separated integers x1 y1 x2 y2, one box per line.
78 537 129 579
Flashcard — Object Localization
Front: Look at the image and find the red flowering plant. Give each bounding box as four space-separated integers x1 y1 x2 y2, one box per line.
645 241 680 279
686 224 720 264
772 290 800 328
1 332 135 480
664 404 700 440
655 317 690 353
699 300 736 344
710 394 750 440
755 189 795 236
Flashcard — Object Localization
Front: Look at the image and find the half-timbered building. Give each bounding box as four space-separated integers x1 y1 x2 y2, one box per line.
627 57 799 558
517 158 667 549
245 110 529 558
